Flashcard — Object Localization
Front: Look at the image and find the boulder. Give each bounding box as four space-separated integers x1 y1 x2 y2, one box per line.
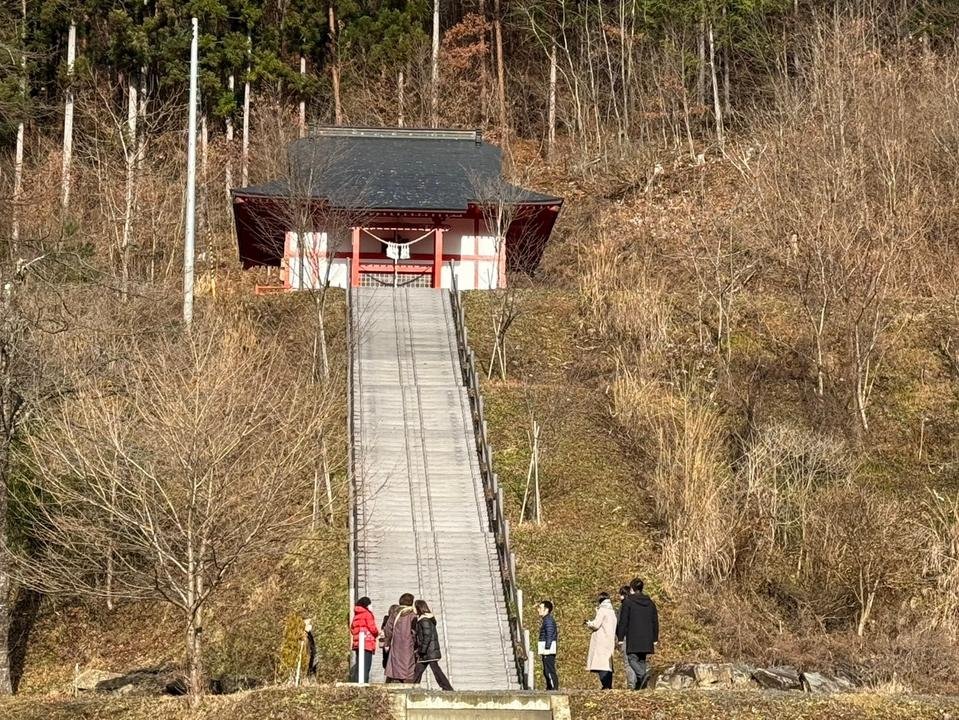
693 663 733 688
651 663 696 690
73 668 122 692
801 671 855 694
731 663 759 688
95 668 181 696
752 666 802 691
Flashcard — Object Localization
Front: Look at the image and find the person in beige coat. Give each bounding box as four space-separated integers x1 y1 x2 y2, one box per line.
585 592 617 689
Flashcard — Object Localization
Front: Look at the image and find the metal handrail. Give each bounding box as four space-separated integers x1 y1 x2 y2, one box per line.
447 264 533 690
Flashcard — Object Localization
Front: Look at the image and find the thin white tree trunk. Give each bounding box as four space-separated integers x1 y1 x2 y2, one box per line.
397 69 404 127
242 38 251 187
199 112 209 266
708 22 724 151
329 4 342 125
12 0 27 253
120 80 138 301
430 0 440 127
697 18 706 108
60 21 77 215
547 41 557 158
494 0 507 137
298 55 306 137
12 123 24 252
225 73 234 214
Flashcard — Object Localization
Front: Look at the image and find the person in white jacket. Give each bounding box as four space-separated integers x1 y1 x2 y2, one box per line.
585 592 617 689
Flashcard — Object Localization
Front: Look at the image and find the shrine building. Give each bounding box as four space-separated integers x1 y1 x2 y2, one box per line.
232 127 563 290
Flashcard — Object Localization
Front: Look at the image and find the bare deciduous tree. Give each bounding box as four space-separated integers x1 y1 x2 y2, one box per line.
8 320 331 702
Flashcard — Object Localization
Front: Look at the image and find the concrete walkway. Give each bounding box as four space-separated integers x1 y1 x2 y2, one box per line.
351 287 517 690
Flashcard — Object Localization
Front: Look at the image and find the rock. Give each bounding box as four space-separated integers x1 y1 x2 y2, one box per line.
694 663 734 688
801 671 855 694
731 663 759 687
752 666 802 691
73 668 122 692
651 663 696 690
95 668 179 696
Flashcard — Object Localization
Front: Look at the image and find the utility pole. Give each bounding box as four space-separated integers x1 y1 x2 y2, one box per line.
183 17 198 328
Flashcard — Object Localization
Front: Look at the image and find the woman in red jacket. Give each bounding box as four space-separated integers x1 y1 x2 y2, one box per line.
350 597 380 682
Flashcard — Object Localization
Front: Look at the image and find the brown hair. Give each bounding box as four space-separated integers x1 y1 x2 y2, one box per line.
414 599 431 615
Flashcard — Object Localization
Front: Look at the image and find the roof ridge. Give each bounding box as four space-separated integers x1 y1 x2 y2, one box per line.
309 126 482 143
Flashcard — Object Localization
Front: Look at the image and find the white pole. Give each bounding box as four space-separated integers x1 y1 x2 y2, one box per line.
357 629 367 685
183 16 198 328
524 628 534 689
60 20 77 214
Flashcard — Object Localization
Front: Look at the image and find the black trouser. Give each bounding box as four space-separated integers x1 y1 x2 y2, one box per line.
594 669 613 689
626 652 649 689
349 649 374 683
541 655 559 690
413 660 454 690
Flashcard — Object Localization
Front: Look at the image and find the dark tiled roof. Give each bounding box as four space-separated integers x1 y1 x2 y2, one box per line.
233 127 561 211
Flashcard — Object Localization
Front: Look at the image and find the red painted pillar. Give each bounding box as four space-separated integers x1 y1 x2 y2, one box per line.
351 226 361 287
432 228 444 288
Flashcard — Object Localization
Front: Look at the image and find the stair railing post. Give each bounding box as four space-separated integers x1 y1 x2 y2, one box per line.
525 629 534 689
357 630 367 685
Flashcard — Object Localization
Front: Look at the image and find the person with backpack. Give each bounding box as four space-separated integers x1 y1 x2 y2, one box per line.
537 600 559 690
349 597 379 683
412 599 454 690
585 592 617 689
615 577 659 689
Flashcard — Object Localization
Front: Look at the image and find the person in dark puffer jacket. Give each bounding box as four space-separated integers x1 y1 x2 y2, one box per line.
537 600 559 690
615 577 659 689
412 599 454 690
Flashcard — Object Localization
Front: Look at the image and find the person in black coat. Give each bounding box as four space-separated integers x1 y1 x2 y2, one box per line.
412 599 454 690
615 577 659 689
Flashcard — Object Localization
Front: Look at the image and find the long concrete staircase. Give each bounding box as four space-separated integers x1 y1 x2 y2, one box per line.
350 287 518 691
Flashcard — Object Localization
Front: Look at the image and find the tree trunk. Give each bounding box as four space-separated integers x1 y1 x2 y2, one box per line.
242 39 251 187
697 18 706 110
708 22 724 151
199 112 209 269
225 73 234 217
120 80 137 301
478 0 490 124
329 4 342 125
430 0 440 127
493 0 507 137
11 0 27 255
298 55 307 136
60 20 77 217
397 69 405 127
0 438 13 694
547 40 557 158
